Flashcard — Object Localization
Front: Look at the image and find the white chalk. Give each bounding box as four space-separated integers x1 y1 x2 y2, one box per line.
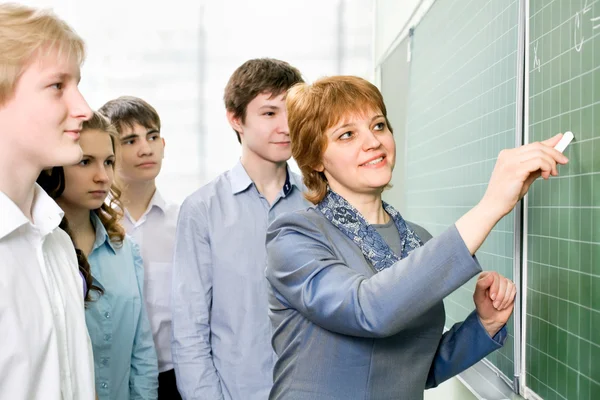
554 131 574 153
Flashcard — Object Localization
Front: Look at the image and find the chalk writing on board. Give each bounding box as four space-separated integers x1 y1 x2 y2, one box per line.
574 0 592 52
533 40 541 72
593 16 600 30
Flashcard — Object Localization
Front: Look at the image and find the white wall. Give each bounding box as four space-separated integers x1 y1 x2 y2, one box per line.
374 0 475 398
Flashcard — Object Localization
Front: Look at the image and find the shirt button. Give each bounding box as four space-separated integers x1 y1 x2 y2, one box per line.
101 382 108 389
104 311 111 319
101 358 109 366
104 334 111 341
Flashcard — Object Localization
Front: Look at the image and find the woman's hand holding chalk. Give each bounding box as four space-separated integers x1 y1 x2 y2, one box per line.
554 131 574 153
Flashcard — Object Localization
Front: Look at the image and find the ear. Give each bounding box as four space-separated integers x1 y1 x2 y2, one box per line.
226 110 244 135
313 163 325 173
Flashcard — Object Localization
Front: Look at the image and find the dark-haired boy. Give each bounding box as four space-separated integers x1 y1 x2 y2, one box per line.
100 96 181 399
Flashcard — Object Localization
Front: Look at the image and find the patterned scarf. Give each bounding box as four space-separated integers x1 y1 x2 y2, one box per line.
316 189 422 272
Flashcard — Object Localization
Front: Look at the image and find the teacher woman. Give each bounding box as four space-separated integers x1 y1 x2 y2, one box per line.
265 76 567 399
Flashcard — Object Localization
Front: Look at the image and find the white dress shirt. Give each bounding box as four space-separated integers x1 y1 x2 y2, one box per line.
0 184 95 400
121 189 179 373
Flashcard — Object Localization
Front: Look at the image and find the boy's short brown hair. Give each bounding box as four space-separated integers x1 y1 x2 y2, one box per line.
98 96 161 134
224 58 303 143
286 76 392 204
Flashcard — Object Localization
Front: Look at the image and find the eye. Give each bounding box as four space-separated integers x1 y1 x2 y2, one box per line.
263 112 275 117
78 159 89 166
148 134 159 141
50 82 63 90
373 122 385 131
123 139 135 145
339 131 353 140
105 159 115 166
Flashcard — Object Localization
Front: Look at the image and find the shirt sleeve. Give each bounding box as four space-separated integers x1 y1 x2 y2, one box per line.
129 240 159 399
171 197 224 400
265 211 483 338
426 310 507 388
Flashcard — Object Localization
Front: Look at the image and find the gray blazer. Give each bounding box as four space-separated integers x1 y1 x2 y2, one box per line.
265 207 506 400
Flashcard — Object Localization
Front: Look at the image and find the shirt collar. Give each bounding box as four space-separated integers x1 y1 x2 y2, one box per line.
120 188 167 225
230 160 254 195
90 211 117 254
230 160 301 197
148 189 167 213
286 169 303 196
0 183 64 239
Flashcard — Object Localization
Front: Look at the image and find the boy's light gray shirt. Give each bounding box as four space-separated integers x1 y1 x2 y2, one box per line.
171 161 310 400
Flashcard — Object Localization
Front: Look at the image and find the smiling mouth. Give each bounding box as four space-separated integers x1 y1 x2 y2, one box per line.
361 155 386 167
137 162 157 167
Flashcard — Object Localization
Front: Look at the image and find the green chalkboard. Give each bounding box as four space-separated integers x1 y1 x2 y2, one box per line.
525 0 600 398
381 36 411 213
402 0 521 382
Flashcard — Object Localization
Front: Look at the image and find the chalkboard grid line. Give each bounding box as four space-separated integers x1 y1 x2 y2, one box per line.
409 104 515 150
547 169 599 179
407 220 512 234
409 79 516 142
409 71 516 135
529 233 598 246
409 0 495 97
530 99 600 127
526 374 567 400
406 181 489 194
530 63 600 99
478 250 513 260
529 30 600 73
409 43 517 120
529 287 600 316
529 0 554 20
410 0 516 99
530 0 600 46
414 0 475 63
530 205 600 209
408 124 514 160
526 340 600 386
406 156 499 180
446 297 472 314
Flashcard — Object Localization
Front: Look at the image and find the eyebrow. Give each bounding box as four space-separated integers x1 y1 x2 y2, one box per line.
120 129 160 142
330 114 385 136
47 72 81 84
258 105 280 110
81 154 115 160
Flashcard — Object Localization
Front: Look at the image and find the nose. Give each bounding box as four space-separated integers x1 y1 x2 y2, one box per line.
138 138 153 157
361 128 382 151
94 165 110 183
70 88 93 121
276 111 290 135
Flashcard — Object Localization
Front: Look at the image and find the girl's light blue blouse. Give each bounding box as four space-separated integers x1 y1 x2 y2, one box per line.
86 212 158 400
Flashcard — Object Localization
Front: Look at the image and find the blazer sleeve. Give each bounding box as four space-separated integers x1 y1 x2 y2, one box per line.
265 211 483 338
426 311 507 388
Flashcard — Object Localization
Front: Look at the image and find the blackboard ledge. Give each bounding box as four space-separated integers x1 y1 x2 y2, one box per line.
457 359 525 400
